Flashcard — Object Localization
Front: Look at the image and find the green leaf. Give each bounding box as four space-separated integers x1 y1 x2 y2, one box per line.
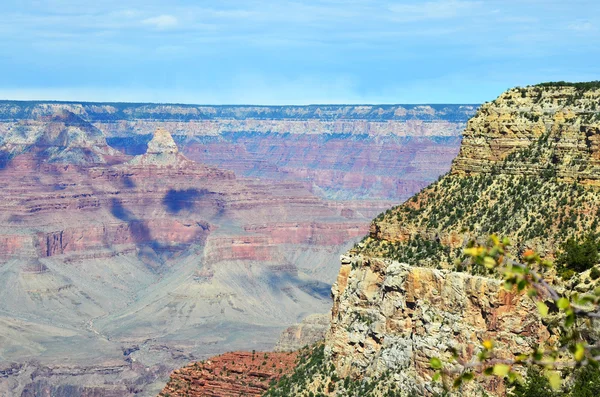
493 364 510 377
430 357 442 370
464 247 480 257
537 302 549 318
575 343 585 362
512 266 525 274
515 354 529 362
545 371 562 390
541 260 553 268
565 312 576 327
577 295 595 305
484 256 496 269
432 372 441 382
557 297 570 310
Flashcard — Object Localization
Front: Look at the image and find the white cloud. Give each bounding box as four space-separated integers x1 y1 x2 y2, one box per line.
568 21 595 32
142 14 178 30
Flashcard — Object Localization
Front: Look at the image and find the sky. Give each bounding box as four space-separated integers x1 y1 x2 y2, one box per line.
0 0 598 104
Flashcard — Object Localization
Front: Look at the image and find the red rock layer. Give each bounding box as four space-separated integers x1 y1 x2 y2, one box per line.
183 135 461 200
159 351 298 397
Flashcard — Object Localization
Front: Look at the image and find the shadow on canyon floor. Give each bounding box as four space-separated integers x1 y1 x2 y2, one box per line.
266 271 332 302
162 188 209 214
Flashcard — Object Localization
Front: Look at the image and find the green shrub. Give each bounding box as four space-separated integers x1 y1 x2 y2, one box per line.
571 363 600 397
557 234 599 273
510 368 559 397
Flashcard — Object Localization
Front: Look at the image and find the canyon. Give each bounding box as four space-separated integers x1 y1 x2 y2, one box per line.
0 102 474 396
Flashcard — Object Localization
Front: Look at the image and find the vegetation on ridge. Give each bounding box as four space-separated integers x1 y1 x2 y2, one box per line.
359 132 600 271
534 81 600 90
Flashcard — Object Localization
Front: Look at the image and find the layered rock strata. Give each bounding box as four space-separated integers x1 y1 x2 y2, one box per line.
263 83 600 396
0 102 475 200
0 122 380 395
0 101 475 394
452 85 600 184
326 255 551 396
159 351 298 397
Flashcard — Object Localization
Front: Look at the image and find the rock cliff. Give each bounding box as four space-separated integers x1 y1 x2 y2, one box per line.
274 313 330 352
128 127 188 166
363 83 600 263
159 351 298 397
0 110 125 166
325 255 551 396
264 83 600 396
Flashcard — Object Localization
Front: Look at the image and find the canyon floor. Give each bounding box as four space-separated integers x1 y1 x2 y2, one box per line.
0 102 473 396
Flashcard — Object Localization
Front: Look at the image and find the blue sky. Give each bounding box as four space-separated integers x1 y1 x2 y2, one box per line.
0 0 598 104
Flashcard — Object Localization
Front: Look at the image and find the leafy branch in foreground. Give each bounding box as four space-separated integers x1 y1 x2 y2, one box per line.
430 235 600 391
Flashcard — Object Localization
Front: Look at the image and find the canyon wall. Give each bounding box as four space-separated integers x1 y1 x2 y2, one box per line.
0 102 476 395
324 84 600 395
0 102 475 200
0 102 474 396
259 84 600 396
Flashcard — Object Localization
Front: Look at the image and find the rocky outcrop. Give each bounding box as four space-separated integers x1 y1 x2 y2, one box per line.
158 351 298 397
264 83 600 397
328 84 600 395
326 255 551 396
362 84 600 264
128 127 189 166
0 111 125 165
274 313 329 352
452 85 600 183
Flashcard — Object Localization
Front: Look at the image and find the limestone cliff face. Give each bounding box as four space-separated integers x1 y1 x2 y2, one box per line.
147 127 179 155
274 313 329 352
0 111 124 165
310 84 600 396
452 85 600 183
362 84 600 264
325 255 551 396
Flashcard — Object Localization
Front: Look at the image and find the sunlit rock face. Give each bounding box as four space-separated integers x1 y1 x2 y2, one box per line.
325 255 550 396
320 84 600 396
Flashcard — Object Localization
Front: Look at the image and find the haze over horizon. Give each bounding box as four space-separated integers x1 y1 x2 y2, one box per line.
1 0 598 105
